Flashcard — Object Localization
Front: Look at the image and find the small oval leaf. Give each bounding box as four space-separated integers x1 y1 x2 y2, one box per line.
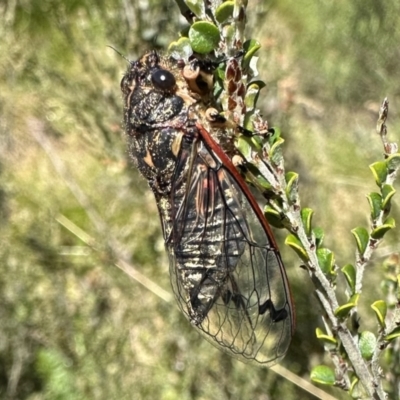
334 294 359 319
235 136 252 159
243 112 255 132
189 22 220 54
310 365 336 386
215 0 234 23
285 234 309 262
335 303 356 319
341 264 356 294
248 79 266 90
385 326 400 341
350 378 367 398
285 172 299 205
317 248 335 276
268 127 281 145
315 328 337 345
371 300 387 328
243 39 261 70
369 161 387 186
168 37 193 61
382 184 396 210
366 192 382 220
371 217 395 240
351 227 369 254
244 83 260 110
264 207 284 229
334 304 354 319
359 331 376 361
313 227 324 248
186 0 205 17
301 208 314 237
270 137 285 166
386 153 400 172
240 162 271 191
250 135 263 150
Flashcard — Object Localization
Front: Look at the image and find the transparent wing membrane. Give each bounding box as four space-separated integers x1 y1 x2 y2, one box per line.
168 134 294 365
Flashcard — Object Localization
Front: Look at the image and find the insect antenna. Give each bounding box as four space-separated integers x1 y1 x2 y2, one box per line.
107 45 131 64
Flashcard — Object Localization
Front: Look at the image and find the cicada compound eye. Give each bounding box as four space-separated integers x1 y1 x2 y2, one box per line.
151 68 176 92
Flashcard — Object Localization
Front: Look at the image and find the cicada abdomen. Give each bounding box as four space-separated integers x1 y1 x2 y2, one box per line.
122 51 294 365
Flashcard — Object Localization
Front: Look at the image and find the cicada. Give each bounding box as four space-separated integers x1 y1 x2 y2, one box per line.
121 51 294 365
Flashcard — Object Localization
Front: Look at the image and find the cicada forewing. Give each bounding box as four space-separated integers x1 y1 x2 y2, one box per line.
167 125 294 366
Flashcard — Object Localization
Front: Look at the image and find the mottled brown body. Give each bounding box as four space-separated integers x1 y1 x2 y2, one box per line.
122 51 294 365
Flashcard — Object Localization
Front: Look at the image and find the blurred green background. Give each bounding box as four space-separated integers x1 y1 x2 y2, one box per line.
1 1 400 399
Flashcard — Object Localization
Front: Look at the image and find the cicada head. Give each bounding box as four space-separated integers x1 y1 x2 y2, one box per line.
122 52 217 133
121 51 191 134
120 51 174 96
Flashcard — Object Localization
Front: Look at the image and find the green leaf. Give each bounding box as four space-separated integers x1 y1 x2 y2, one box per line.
243 39 261 70
341 264 356 294
244 83 260 110
243 112 255 133
285 234 309 262
215 65 225 81
359 331 376 361
371 217 395 240
350 378 368 398
316 248 335 276
351 227 369 254
313 227 324 247
382 184 396 210
301 208 314 237
215 1 234 23
222 24 235 50
268 127 281 145
235 136 252 159
334 304 353 319
250 135 263 149
310 365 335 385
366 192 382 220
386 153 400 172
315 328 337 346
189 22 220 54
285 172 299 204
236 134 262 154
369 161 387 186
264 207 284 229
270 137 284 166
334 294 359 319
186 0 205 17
168 37 193 61
385 326 400 341
371 300 387 328
243 163 271 190
248 79 266 90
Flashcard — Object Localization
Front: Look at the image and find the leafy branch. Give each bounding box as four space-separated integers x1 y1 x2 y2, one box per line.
170 0 400 398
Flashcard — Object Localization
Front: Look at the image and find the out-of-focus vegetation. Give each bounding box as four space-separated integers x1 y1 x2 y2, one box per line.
1 1 400 399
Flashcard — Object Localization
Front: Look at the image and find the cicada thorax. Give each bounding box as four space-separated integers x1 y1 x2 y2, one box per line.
122 51 294 366
123 53 188 191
